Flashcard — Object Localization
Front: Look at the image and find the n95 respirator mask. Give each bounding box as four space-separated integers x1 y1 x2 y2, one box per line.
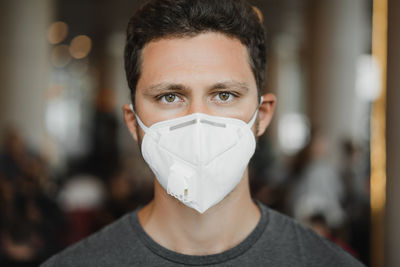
131 104 259 213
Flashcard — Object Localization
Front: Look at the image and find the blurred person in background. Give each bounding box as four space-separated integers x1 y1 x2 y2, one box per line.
102 158 154 223
85 88 119 182
340 139 370 264
41 0 363 266
287 131 346 229
286 131 370 264
0 127 66 266
57 174 106 245
0 127 33 182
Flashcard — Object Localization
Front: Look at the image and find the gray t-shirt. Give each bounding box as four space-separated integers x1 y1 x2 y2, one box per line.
41 202 363 266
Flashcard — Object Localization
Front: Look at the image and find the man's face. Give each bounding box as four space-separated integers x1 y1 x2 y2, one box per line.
124 32 274 143
123 32 275 209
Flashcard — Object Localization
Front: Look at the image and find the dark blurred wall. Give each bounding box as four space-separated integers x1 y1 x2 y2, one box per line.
385 0 400 265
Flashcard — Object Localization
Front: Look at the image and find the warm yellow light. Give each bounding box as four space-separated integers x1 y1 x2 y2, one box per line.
252 6 263 23
69 35 92 59
48 21 68 44
370 0 388 265
51 45 71 67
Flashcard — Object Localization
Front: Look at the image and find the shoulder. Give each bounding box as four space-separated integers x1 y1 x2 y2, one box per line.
257 204 364 266
40 211 143 267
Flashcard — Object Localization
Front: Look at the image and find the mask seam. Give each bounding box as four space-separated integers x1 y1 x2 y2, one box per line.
157 134 238 168
157 145 198 169
204 128 256 168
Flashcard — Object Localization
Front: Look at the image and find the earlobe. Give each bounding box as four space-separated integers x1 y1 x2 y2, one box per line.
122 104 139 141
256 93 276 136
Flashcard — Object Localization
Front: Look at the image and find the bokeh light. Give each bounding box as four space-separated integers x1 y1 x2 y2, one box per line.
69 35 92 59
355 54 381 101
47 21 68 44
278 113 310 155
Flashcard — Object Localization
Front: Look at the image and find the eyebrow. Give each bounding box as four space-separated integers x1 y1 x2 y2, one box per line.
209 81 250 93
142 83 190 95
142 80 250 95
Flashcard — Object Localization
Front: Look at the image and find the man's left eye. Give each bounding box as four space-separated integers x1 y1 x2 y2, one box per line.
216 92 233 102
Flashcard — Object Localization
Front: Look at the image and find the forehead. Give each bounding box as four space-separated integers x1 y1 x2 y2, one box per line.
137 32 257 91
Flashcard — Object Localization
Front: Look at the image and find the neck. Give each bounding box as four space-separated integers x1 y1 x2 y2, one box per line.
138 170 260 255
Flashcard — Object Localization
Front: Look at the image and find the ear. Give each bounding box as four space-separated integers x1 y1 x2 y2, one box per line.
256 93 276 137
122 104 139 142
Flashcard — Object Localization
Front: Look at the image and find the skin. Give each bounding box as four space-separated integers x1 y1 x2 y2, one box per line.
123 32 275 255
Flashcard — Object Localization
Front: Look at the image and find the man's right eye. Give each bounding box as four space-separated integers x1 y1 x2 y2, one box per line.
160 93 180 103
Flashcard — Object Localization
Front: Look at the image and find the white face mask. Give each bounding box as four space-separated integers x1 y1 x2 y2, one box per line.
131 101 260 213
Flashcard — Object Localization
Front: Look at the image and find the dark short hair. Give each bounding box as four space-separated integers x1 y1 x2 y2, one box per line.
124 0 266 104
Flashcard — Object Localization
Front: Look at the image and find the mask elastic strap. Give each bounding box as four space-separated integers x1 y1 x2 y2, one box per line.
130 104 149 133
248 96 263 128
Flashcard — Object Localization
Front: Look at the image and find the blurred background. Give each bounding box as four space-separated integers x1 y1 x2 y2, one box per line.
0 0 399 266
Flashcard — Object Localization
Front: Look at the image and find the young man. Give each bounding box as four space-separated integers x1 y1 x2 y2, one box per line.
42 0 363 266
